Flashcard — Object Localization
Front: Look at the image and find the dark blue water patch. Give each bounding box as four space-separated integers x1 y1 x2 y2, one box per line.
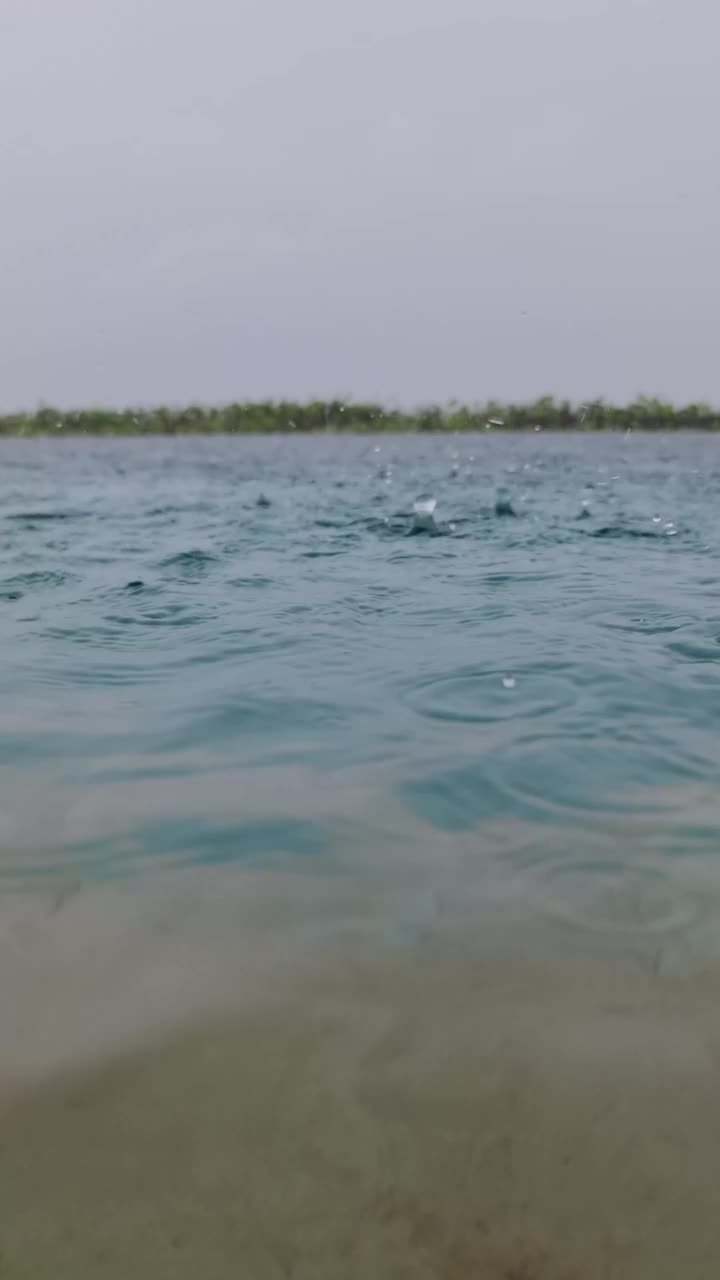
5 509 91 523
301 547 354 559
586 522 677 541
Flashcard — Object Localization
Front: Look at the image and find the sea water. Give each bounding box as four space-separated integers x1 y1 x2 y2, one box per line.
2 432 720 1277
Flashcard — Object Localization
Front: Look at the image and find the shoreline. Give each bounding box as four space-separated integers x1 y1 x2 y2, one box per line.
3 397 720 436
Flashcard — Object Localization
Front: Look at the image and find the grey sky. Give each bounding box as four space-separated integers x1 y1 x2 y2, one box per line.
1 0 718 410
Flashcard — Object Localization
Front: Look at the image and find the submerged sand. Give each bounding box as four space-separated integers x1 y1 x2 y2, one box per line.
1 863 720 1277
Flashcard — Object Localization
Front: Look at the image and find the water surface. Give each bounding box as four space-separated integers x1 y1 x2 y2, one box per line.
2 432 720 939
3 433 720 1276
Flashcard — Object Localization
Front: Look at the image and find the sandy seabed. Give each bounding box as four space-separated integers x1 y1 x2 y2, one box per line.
1 863 720 1279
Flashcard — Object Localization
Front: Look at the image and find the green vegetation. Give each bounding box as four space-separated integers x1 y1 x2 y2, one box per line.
2 396 720 435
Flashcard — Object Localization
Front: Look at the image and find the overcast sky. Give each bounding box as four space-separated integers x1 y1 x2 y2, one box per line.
1 0 718 410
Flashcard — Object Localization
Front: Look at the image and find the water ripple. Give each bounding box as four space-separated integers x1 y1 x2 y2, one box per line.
403 664 578 724
2 432 720 913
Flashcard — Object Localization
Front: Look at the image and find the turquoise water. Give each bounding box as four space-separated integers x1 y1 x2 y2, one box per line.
2 432 720 945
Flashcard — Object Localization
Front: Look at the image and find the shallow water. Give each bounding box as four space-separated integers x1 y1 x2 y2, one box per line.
2 433 720 929
3 433 720 1275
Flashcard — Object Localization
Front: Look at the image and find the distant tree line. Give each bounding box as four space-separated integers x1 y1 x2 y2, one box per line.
2 396 720 435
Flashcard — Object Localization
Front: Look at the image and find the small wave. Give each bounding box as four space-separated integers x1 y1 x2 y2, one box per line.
103 604 212 629
227 575 274 589
666 632 720 662
5 510 90 523
588 523 675 541
159 549 220 577
1 570 71 590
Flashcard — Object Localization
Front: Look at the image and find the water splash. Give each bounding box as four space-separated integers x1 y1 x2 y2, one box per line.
494 489 517 518
412 495 438 533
